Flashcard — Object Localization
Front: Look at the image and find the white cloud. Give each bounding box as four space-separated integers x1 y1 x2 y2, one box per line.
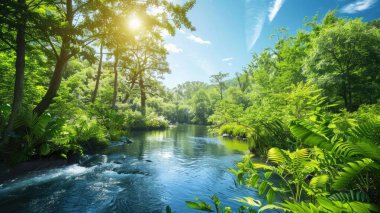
245 0 267 50
227 62 233 67
222 57 233 62
179 29 186 34
165 43 183 53
248 14 265 50
268 0 285 22
187 34 211 45
340 0 377 14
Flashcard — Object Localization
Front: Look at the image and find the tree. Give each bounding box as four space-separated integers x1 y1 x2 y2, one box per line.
210 72 229 100
191 89 211 124
0 0 27 143
128 34 170 116
306 15 380 111
33 0 196 115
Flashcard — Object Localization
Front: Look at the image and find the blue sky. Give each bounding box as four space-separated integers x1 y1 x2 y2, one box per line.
162 0 380 88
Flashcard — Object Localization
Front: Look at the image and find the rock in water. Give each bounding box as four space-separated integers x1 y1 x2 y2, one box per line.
121 136 133 144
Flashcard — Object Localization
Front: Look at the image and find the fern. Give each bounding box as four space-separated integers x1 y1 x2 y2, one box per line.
348 120 380 141
329 191 370 203
267 147 287 164
310 175 329 189
333 158 375 190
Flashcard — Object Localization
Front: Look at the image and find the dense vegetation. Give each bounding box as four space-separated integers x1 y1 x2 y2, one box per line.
1 0 380 212
183 12 380 213
0 0 195 164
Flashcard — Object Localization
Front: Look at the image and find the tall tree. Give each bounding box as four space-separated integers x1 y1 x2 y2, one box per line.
210 72 229 100
33 0 196 115
0 0 27 143
123 34 169 116
91 41 103 103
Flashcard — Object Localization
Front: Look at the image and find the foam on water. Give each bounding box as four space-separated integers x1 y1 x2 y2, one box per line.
0 164 91 193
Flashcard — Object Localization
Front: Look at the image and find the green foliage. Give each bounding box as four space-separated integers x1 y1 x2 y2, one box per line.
69 117 108 153
218 123 252 138
129 112 169 130
186 195 257 213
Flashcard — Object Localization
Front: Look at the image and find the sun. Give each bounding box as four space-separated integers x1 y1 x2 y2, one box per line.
128 15 142 30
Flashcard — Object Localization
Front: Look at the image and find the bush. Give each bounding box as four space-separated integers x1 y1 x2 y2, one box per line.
68 117 109 153
219 123 252 138
130 113 169 130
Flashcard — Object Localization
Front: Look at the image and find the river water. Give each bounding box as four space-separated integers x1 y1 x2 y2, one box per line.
0 125 262 212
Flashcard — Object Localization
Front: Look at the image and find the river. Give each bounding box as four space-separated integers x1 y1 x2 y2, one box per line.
0 125 263 212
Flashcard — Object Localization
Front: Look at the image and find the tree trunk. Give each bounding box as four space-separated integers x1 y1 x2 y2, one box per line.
112 51 119 109
123 76 137 103
139 72 146 116
33 0 72 116
2 0 26 143
348 80 353 112
33 48 69 116
122 91 130 103
342 84 348 111
91 42 103 103
123 82 133 103
219 84 223 100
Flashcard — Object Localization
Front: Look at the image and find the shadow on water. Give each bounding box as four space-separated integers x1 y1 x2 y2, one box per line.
0 125 262 212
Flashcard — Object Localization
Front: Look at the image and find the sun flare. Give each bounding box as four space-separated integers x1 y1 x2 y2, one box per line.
128 15 142 30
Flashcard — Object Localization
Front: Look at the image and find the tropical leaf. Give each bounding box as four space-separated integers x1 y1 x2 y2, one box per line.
329 190 370 203
232 197 262 207
349 120 380 141
290 121 332 150
185 199 213 212
333 158 375 190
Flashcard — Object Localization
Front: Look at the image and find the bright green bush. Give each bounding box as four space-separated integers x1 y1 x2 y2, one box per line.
130 112 169 130
68 116 109 153
219 123 252 138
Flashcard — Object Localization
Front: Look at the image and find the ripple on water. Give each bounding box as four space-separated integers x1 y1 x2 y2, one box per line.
0 125 262 212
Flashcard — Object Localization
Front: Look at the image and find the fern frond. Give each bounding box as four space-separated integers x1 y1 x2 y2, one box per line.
333 158 375 190
310 175 329 189
329 191 370 203
349 120 380 141
267 147 287 164
332 141 359 158
292 148 309 160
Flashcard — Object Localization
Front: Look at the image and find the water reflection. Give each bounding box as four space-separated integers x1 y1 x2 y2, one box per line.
0 125 258 213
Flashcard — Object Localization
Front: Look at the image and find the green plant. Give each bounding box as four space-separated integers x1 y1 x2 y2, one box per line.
186 195 257 213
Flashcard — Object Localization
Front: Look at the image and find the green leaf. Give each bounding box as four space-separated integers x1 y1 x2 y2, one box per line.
267 148 287 164
258 204 286 213
258 181 268 195
264 172 272 179
309 175 329 189
266 188 275 204
333 158 375 190
251 174 260 187
185 200 213 212
232 197 262 207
